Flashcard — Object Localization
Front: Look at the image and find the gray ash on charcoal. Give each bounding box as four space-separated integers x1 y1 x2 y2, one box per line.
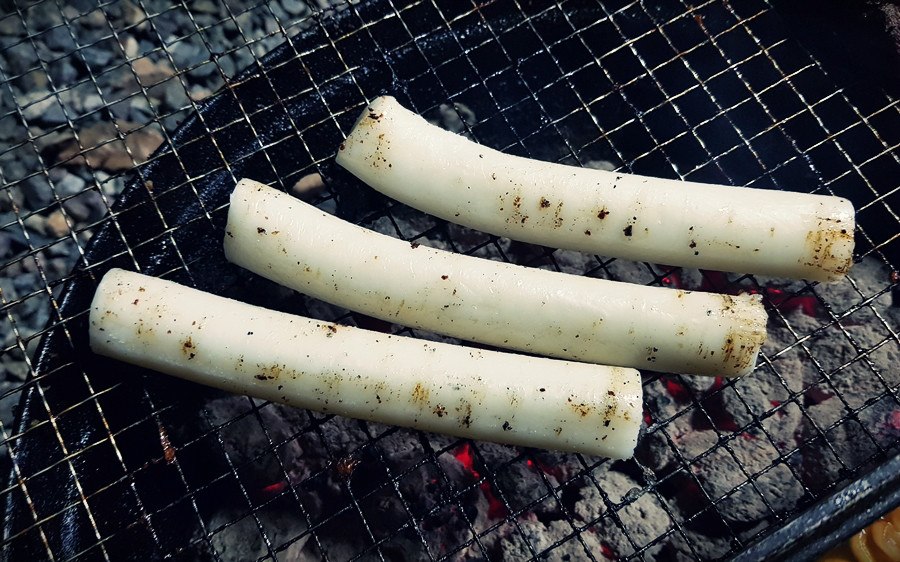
191 390 670 560
101 101 900 559
172 245 896 560
3 2 900 560
632 257 899 558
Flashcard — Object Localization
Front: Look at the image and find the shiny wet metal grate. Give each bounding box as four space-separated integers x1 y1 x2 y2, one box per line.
1 0 900 560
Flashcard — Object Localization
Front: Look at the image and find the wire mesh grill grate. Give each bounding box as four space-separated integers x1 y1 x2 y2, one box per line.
1 0 899 560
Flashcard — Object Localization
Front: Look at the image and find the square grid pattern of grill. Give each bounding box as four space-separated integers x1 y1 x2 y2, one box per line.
1 0 899 560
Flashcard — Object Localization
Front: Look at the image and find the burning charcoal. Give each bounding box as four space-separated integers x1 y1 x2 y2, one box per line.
561 476 602 527
634 428 674 475
553 453 607 489
679 373 721 397
418 499 485 558
658 266 713 292
363 425 422 469
735 462 805 522
550 248 597 275
644 419 720 477
497 237 548 266
208 506 310 561
592 471 670 559
675 424 722 461
312 508 380 559
803 384 846 431
204 396 308 474
469 440 519 469
663 525 735 561
369 423 477 532
254 499 312 558
685 435 802 526
763 302 828 342
306 414 372 457
492 458 550 517
724 366 792 429
760 399 805 454
644 377 688 423
691 445 745 502
818 257 892 313
790 435 840 498
718 434 805 523
388 204 446 243
830 353 892 412
490 447 588 498
375 527 431 561
597 256 659 285
437 442 505 524
5 3 899 559
797 398 881 492
465 520 525 559
641 376 727 475
767 349 817 396
397 453 468 521
859 395 900 450
444 221 493 253
509 517 598 559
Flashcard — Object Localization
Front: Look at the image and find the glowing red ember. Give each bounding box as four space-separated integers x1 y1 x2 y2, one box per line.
453 443 508 519
601 543 616 559
662 269 819 315
665 378 691 402
259 481 288 498
888 410 900 430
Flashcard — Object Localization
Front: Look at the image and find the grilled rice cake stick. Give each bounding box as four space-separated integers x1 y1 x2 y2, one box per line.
335 96 855 283
225 179 767 377
89 268 643 458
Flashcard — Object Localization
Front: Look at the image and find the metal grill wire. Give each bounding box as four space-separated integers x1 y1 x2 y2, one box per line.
0 0 898 560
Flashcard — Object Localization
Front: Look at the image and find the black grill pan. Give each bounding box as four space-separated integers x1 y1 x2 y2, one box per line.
3 1 900 560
